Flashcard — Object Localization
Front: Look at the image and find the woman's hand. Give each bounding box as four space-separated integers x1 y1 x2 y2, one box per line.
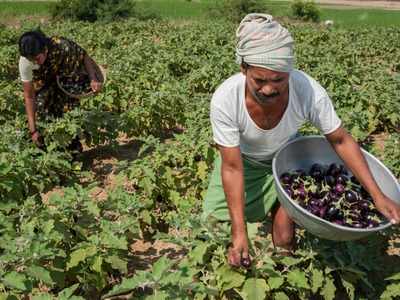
374 195 400 224
31 130 45 150
90 80 102 93
228 232 251 268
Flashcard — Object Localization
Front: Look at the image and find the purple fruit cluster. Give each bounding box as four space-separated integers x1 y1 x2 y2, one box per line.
280 163 384 229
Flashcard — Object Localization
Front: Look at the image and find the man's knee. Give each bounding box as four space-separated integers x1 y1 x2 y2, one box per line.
273 226 295 248
272 205 295 249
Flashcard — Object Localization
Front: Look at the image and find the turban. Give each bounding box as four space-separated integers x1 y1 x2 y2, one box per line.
236 13 294 73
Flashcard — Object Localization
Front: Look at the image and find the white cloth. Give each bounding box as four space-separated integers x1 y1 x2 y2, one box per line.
236 13 294 72
210 70 342 161
19 56 40 82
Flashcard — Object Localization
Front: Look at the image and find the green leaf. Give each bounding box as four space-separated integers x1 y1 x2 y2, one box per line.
240 278 268 300
141 177 155 196
0 295 18 300
91 255 103 273
100 233 127 250
68 296 85 300
194 294 207 300
268 276 284 290
274 292 289 300
380 283 400 299
42 220 55 235
145 291 168 300
2 272 28 291
105 255 128 273
189 242 209 265
32 294 53 300
26 265 54 286
196 161 208 181
169 190 181 207
385 273 400 281
104 271 148 298
286 269 309 289
58 283 80 299
261 255 276 268
85 201 100 217
279 256 300 267
246 222 259 241
321 276 336 300
152 256 172 282
341 277 355 300
311 269 324 294
216 265 245 291
140 210 152 225
67 245 97 270
142 166 156 182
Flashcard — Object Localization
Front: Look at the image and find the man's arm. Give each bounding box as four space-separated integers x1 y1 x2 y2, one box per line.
83 54 102 93
219 145 250 266
325 126 400 223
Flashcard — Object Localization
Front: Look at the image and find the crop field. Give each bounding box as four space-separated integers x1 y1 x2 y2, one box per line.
0 1 53 16
0 14 400 300
2 0 400 26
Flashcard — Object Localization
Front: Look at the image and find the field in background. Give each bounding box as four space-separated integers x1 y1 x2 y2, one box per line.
320 7 400 26
0 1 52 16
1 0 400 26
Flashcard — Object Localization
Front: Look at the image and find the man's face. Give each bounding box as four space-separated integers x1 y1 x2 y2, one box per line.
242 65 290 106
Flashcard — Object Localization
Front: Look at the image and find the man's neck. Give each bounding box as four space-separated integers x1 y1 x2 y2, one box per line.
245 88 289 130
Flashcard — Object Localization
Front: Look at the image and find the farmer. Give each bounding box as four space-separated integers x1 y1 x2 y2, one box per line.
18 30 103 150
202 13 400 267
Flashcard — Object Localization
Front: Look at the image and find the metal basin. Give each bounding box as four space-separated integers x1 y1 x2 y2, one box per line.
272 135 400 241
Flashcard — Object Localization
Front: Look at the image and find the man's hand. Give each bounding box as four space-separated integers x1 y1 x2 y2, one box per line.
228 232 251 267
90 80 102 93
326 128 400 225
31 130 45 150
374 195 400 224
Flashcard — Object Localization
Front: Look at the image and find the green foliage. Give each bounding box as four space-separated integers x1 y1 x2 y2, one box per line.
381 273 400 299
208 0 269 23
368 132 400 178
0 17 399 299
291 0 321 22
51 0 138 22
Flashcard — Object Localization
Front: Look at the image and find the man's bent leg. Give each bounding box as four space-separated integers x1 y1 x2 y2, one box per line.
271 204 295 251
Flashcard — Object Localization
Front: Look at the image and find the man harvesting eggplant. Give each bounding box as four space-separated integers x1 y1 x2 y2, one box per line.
202 13 400 267
18 30 103 151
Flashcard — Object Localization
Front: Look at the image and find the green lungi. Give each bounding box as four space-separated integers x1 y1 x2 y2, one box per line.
202 154 278 222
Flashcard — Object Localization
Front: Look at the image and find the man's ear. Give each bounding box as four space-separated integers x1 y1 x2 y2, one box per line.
240 62 249 75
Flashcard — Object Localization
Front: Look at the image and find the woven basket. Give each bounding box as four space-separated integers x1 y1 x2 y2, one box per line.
57 64 106 99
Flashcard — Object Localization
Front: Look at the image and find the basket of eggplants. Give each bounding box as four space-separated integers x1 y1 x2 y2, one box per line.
272 136 400 241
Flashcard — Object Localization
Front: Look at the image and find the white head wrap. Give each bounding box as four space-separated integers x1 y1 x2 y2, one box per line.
236 13 294 72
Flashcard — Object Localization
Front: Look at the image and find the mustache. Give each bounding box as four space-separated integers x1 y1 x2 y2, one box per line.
255 91 280 100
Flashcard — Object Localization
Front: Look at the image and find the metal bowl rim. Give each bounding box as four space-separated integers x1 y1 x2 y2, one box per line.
272 135 399 233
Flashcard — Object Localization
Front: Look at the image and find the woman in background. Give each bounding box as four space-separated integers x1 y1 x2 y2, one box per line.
18 30 102 150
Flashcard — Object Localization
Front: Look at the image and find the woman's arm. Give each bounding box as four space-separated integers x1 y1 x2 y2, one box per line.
83 54 102 93
23 82 44 148
23 81 36 134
